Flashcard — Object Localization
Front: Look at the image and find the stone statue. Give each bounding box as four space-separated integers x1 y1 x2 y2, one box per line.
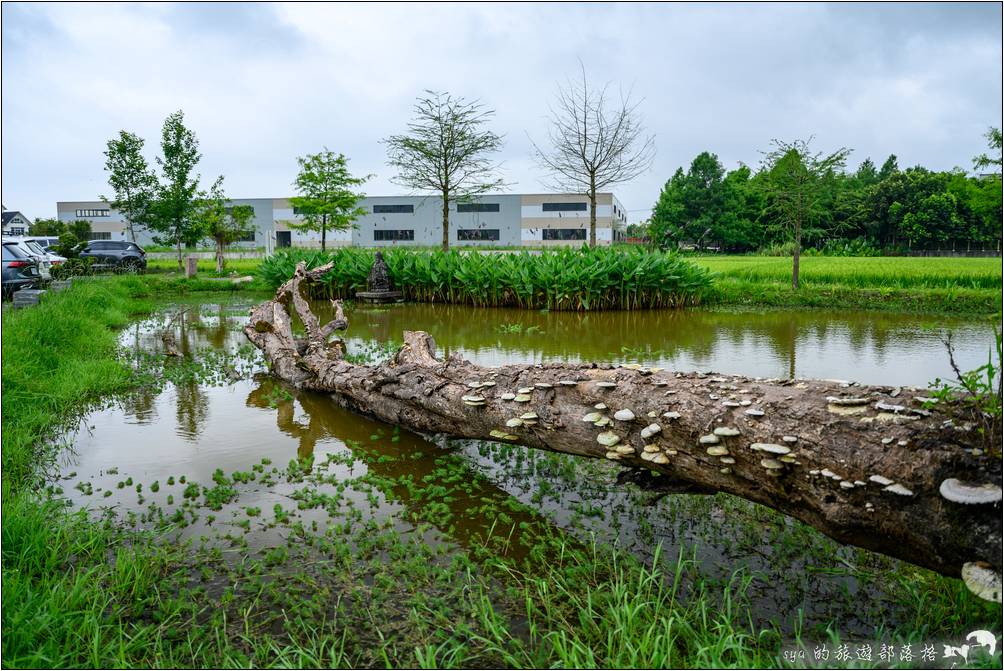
356 251 403 303
366 251 393 293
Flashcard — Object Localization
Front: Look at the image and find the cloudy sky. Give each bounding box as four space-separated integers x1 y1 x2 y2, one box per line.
2 2 1001 222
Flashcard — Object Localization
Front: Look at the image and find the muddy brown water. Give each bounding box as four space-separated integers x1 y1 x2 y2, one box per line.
55 298 998 637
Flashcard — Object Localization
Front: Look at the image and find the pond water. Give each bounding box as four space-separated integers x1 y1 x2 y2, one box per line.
317 302 996 387
53 299 997 638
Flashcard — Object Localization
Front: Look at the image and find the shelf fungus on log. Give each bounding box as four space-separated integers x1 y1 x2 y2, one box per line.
246 261 1003 601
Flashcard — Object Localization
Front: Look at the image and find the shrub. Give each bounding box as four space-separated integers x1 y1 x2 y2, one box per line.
259 247 714 310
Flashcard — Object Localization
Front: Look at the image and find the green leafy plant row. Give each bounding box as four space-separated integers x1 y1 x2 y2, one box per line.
259 247 714 310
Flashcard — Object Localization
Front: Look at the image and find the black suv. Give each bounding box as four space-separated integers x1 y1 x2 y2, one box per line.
78 240 147 270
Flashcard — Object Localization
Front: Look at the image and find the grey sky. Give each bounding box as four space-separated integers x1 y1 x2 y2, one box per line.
2 2 1000 223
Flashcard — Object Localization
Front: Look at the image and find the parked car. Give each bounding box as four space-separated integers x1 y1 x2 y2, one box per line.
2 241 41 298
7 236 67 268
22 236 60 250
3 238 52 279
78 240 147 270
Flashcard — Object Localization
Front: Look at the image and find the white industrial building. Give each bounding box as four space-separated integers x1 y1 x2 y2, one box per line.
56 192 628 248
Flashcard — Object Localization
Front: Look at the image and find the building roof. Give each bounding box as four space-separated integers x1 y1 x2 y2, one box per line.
2 211 30 226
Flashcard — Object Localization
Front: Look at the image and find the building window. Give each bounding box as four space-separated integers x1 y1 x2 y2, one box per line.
75 209 111 217
458 229 500 241
542 202 588 212
542 228 587 241
456 203 500 213
237 231 257 242
9 226 25 235
373 204 414 214
374 229 414 241
226 206 255 217
87 232 112 240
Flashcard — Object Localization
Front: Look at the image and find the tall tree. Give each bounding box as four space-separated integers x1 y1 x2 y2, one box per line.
102 130 157 242
878 154 899 181
289 149 369 251
384 91 504 250
193 177 257 273
973 126 1003 175
760 138 851 289
149 111 204 270
648 168 687 249
530 65 655 247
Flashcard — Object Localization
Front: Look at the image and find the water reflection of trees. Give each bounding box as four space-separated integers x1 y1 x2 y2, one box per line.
244 377 580 562
120 388 159 425
174 380 209 441
123 303 248 357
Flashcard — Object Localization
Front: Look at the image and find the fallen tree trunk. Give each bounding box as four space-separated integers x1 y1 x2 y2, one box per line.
245 262 1002 592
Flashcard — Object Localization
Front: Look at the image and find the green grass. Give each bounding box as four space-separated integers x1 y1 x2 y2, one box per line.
259 247 714 310
692 256 1001 290
690 255 1001 314
145 256 264 278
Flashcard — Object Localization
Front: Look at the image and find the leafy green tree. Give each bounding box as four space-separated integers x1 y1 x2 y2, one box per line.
289 149 369 251
102 130 157 242
193 177 257 273
27 218 65 236
973 126 1003 174
67 220 92 241
650 140 997 257
760 138 851 288
855 158 879 185
649 168 687 249
148 111 204 270
649 154 764 252
625 221 650 239
878 155 899 181
719 165 766 250
385 91 504 250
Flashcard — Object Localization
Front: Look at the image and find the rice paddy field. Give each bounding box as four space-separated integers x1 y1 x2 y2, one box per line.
691 255 1001 290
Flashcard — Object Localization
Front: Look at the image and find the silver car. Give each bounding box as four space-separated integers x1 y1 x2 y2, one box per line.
3 238 53 279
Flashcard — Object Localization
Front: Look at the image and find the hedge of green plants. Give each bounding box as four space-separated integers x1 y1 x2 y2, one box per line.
259 247 713 310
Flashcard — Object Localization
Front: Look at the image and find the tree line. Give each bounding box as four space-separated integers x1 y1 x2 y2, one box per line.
643 129 1003 260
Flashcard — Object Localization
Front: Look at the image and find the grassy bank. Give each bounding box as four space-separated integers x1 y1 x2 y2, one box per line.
259 247 714 310
3 276 1000 668
146 256 263 277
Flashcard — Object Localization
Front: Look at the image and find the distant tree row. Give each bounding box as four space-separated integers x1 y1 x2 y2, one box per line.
647 129 1003 260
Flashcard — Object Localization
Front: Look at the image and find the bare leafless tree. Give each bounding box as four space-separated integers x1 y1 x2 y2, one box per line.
530 65 655 246
384 91 505 251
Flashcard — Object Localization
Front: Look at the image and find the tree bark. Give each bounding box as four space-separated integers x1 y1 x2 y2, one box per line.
244 262 1002 582
589 177 597 248
442 190 450 252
